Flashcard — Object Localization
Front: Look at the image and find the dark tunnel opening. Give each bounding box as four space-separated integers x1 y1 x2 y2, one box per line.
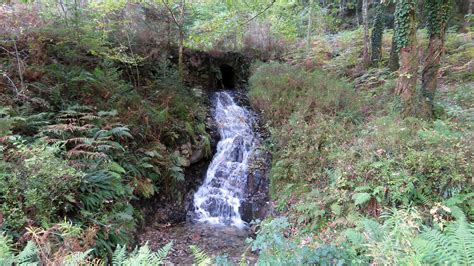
220 65 235 89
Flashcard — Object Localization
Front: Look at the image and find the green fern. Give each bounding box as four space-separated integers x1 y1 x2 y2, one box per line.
112 245 127 265
15 241 38 266
62 249 93 266
112 242 172 265
415 218 474 265
190 245 212 266
155 241 173 262
0 233 14 265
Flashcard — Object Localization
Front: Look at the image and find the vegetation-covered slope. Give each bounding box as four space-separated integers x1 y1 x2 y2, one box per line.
247 27 473 265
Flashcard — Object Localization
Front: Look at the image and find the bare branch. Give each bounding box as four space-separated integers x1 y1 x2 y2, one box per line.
161 0 181 28
241 0 276 25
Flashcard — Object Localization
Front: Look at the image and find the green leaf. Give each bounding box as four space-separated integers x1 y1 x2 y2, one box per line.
352 193 372 206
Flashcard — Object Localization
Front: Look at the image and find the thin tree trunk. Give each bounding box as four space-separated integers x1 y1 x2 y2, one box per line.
395 0 419 117
58 0 69 26
388 31 400 71
362 0 370 67
355 0 360 26
178 0 185 83
178 29 184 82
307 0 313 56
371 1 384 65
389 1 402 71
162 0 185 83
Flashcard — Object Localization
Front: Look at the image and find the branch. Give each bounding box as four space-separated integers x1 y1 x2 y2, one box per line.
161 0 181 28
241 0 276 25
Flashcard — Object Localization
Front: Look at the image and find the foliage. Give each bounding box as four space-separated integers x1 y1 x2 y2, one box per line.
112 242 172 265
190 245 212 266
0 140 84 231
250 217 351 265
249 62 361 125
394 0 417 50
1 0 473 264
416 216 474 264
249 49 473 263
426 0 451 37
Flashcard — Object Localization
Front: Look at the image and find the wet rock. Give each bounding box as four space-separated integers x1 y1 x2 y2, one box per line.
240 195 269 223
203 198 233 218
229 137 244 162
190 139 206 164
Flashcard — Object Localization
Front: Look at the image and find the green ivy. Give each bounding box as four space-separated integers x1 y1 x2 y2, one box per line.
394 0 417 50
426 0 451 37
371 2 385 64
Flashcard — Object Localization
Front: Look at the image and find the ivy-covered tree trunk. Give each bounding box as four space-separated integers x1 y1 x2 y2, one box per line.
388 30 400 71
394 0 419 117
362 0 370 67
421 0 451 117
371 2 385 65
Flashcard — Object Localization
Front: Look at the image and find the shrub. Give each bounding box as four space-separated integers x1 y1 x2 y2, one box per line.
0 141 83 232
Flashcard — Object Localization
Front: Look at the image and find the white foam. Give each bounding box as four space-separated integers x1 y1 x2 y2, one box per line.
193 92 256 228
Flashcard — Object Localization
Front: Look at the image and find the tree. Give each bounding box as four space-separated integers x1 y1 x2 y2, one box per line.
162 0 186 83
388 29 400 71
371 1 385 65
362 0 370 67
394 0 419 117
307 0 314 56
420 0 451 117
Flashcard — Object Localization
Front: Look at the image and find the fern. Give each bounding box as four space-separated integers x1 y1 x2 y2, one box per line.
0 233 14 265
416 218 474 265
190 245 212 266
15 241 38 265
112 245 127 265
62 250 93 266
112 242 172 265
80 170 125 210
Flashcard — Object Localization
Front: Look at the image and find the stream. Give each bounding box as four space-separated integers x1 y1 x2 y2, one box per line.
193 91 258 228
139 91 263 264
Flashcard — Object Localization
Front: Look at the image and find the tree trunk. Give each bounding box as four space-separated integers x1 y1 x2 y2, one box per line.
307 0 313 56
355 0 360 26
178 29 184 82
395 0 419 117
388 32 400 71
420 35 442 117
371 2 385 65
420 0 450 117
362 0 370 67
177 0 185 83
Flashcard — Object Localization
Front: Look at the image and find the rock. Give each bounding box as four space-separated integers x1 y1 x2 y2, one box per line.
190 232 201 241
239 197 269 223
181 158 191 167
228 137 244 162
190 142 205 164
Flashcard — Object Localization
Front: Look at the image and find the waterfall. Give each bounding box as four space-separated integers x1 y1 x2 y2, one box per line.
193 91 257 228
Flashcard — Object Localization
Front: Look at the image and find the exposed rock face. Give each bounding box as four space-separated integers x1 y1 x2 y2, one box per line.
239 150 271 223
174 49 251 91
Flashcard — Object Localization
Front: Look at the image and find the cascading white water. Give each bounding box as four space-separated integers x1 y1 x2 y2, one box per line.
193 91 257 228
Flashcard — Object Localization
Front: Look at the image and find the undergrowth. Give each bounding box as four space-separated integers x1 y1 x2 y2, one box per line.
0 3 210 262
248 27 473 263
